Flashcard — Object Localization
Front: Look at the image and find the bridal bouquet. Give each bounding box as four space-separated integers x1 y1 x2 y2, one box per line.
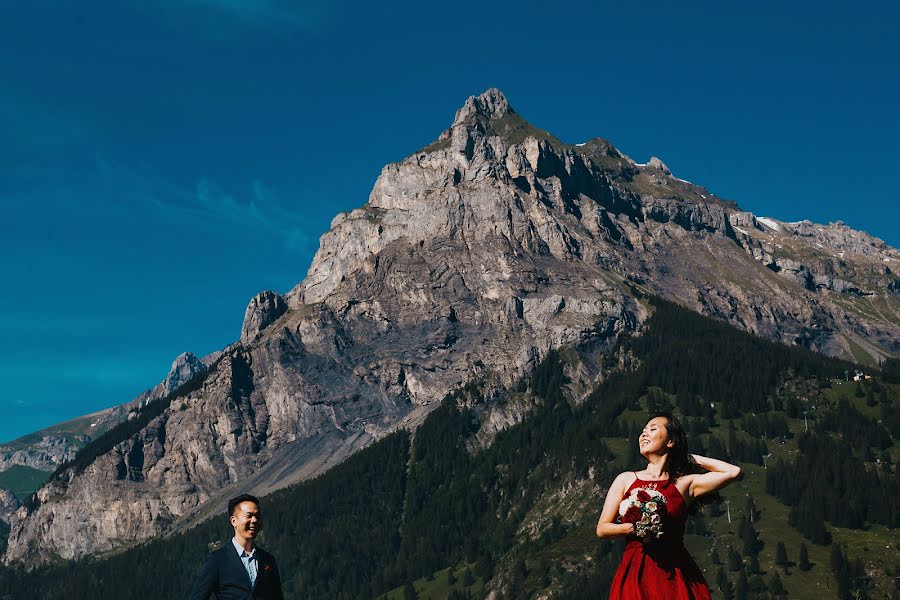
618 488 667 541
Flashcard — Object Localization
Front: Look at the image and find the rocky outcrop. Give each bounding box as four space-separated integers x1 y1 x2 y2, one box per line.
240 291 288 344
641 195 731 233
6 88 899 566
0 434 88 474
646 157 671 175
0 488 20 526
164 352 208 394
0 351 218 481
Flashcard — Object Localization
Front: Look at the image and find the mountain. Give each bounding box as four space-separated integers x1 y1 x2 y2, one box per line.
0 352 215 524
4 88 898 567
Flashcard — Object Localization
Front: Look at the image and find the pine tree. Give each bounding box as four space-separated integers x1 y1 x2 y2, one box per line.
737 516 747 539
866 386 877 407
727 423 738 458
728 547 742 572
831 544 845 572
748 553 761 575
462 567 475 587
736 568 749 600
447 569 457 586
716 567 727 590
775 541 789 567
772 394 784 411
799 543 810 571
475 554 493 580
742 523 761 556
748 574 768 595
721 577 735 600
836 566 851 599
403 581 418 600
769 573 785 596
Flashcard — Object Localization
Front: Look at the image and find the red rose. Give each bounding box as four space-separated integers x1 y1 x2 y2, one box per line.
623 506 642 523
264 564 271 571
636 490 651 502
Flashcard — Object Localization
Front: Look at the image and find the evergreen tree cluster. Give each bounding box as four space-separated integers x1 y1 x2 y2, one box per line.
739 412 792 440
629 299 853 419
818 396 893 453
706 429 768 467
881 356 900 384
767 432 899 540
830 544 871 599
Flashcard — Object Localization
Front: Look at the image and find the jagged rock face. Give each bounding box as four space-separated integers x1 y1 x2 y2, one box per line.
728 213 900 355
241 291 288 344
0 434 88 474
0 351 219 481
164 352 208 394
7 88 899 566
0 488 20 526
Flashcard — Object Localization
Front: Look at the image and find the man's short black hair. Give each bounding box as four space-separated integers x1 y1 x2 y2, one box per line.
228 494 260 517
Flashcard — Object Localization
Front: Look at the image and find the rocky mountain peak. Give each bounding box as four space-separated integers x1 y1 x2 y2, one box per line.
451 87 512 127
241 291 288 344
646 156 671 175
164 352 208 394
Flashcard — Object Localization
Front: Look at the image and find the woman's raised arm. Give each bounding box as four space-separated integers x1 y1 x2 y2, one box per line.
596 472 636 539
686 454 741 499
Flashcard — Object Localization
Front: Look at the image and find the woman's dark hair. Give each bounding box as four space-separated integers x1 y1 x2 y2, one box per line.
651 411 719 511
652 411 697 481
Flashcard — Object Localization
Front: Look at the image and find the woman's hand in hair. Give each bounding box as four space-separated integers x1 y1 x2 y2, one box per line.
684 454 741 500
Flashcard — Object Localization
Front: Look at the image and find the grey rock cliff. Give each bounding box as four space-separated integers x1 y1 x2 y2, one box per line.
6 88 898 566
0 351 217 487
241 291 288 344
164 352 208 394
0 434 88 474
0 488 20 526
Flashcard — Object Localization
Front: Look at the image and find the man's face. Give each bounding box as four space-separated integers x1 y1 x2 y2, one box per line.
231 501 262 540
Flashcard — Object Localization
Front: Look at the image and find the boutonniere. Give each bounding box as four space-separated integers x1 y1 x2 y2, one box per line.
264 564 271 572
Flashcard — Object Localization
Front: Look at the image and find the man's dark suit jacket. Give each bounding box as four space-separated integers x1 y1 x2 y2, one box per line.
189 543 284 600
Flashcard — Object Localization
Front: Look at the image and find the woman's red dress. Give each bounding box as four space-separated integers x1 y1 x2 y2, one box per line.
608 476 711 600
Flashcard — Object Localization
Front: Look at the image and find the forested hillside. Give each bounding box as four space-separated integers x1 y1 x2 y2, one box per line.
1 298 896 600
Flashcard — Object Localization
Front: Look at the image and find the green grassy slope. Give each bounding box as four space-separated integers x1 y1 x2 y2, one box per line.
0 465 51 501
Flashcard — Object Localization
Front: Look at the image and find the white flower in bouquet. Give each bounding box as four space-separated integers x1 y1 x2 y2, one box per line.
618 486 669 542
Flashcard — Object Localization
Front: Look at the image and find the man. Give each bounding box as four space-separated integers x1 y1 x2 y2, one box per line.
189 494 284 600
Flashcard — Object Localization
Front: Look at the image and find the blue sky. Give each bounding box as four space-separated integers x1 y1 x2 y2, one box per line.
1 1 898 442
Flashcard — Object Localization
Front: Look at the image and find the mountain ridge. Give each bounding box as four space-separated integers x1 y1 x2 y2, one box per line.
4 88 897 567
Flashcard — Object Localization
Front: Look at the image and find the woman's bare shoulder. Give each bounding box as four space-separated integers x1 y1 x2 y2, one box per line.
611 470 638 488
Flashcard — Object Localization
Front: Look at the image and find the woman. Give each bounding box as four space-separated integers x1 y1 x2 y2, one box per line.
596 412 741 599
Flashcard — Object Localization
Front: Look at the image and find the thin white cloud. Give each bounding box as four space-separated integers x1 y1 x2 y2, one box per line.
95 156 312 254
